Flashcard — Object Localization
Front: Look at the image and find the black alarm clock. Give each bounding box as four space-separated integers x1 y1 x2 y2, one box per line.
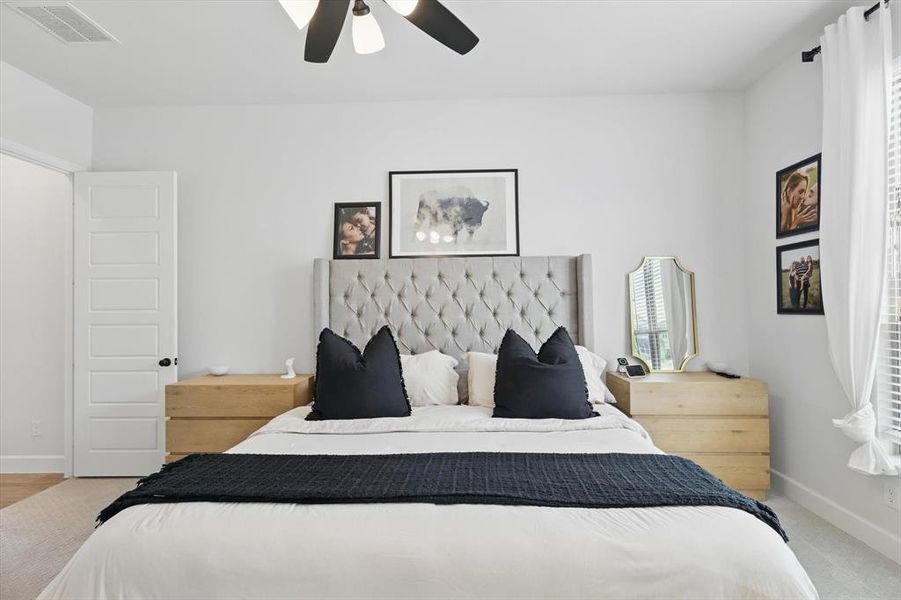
624 364 647 378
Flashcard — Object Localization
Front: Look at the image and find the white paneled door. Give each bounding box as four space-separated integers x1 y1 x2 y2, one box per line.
73 172 177 476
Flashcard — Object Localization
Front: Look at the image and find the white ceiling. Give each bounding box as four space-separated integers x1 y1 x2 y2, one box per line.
0 0 865 108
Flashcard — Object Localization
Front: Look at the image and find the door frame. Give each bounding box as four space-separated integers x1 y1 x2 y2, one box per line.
0 138 87 477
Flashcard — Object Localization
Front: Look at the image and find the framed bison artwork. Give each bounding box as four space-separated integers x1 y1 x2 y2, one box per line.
388 169 519 258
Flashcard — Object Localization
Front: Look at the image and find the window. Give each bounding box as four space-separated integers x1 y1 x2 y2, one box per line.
878 57 901 447
630 260 674 371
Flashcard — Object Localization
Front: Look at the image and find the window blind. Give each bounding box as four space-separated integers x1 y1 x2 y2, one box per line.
878 57 901 446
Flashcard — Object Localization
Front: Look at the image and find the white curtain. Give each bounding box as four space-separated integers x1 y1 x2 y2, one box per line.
821 4 898 476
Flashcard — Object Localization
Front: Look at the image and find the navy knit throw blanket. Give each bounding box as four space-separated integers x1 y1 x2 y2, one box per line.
98 452 786 542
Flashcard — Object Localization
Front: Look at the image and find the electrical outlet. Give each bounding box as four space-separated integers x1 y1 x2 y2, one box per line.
885 480 900 511
30 420 41 437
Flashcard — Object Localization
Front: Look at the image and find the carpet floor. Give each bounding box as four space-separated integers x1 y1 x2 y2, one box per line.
0 478 136 600
766 496 900 600
0 481 898 600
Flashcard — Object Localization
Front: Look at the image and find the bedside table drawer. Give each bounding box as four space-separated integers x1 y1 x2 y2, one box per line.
636 417 770 453
629 391 767 416
683 453 771 489
166 418 270 454
609 378 768 417
166 375 312 418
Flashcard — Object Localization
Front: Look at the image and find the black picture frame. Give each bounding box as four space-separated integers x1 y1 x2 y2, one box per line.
776 153 821 239
388 169 520 258
776 238 824 315
333 202 381 260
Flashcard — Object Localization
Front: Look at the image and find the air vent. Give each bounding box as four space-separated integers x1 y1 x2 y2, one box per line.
7 2 117 43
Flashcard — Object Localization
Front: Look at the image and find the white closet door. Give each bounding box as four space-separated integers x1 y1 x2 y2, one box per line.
73 172 177 476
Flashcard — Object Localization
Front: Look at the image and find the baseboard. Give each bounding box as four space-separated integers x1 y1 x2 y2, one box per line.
0 455 66 473
771 469 901 564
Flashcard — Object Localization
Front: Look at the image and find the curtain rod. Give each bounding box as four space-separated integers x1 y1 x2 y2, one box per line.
802 0 890 62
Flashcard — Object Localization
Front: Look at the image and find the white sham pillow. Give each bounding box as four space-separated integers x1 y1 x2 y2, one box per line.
574 345 617 404
464 346 616 407
400 351 460 406
464 352 498 408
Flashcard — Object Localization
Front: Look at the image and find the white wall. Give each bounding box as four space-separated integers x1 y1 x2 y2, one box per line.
0 153 70 472
0 60 92 169
0 61 88 474
744 49 901 560
91 93 748 379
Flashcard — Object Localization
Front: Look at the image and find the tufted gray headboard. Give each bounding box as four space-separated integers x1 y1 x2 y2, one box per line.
313 256 594 390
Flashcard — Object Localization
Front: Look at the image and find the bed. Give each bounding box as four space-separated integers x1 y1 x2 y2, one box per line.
39 255 817 600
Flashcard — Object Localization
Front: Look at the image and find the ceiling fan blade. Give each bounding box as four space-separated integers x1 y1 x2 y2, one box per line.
304 0 351 63
403 0 478 55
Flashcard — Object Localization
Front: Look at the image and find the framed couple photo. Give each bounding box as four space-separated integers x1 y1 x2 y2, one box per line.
776 154 820 238
776 239 824 315
333 202 381 259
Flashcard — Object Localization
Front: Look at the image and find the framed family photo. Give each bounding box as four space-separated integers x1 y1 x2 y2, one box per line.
776 239 824 315
333 202 380 259
388 169 519 258
776 154 820 238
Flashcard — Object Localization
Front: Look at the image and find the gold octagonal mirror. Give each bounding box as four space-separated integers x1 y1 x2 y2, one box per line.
628 257 698 372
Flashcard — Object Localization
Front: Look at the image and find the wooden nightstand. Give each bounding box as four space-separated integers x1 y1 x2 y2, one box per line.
606 372 770 500
165 374 313 463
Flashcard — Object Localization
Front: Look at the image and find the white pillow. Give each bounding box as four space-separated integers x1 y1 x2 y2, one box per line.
464 352 498 408
464 346 616 407
400 351 459 406
574 345 617 404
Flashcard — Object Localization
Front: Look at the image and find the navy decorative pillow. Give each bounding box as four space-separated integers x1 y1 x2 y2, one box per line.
493 327 598 420
308 326 411 420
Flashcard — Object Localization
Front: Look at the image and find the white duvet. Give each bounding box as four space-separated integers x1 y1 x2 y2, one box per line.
40 404 817 600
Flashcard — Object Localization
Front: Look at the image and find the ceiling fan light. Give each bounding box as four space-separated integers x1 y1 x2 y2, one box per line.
352 12 385 55
385 0 418 16
278 0 318 31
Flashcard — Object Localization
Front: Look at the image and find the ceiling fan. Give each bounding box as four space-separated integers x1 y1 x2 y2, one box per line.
278 0 479 63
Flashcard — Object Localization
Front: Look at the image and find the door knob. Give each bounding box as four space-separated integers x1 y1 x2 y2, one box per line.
159 358 172 367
